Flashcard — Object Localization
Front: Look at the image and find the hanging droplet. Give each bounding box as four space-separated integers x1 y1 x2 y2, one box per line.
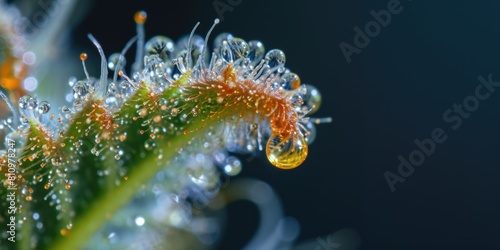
107 53 124 71
266 134 308 169
18 95 31 109
280 72 301 90
223 156 242 176
37 101 51 114
265 49 286 73
145 35 175 61
248 40 265 65
300 84 322 114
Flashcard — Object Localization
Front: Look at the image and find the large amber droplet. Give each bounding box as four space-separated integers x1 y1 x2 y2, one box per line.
266 134 308 169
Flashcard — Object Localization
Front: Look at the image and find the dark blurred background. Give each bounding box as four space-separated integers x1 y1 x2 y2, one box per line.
35 0 500 249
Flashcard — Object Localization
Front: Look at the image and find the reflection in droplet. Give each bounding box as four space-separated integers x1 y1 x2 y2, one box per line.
266 134 308 169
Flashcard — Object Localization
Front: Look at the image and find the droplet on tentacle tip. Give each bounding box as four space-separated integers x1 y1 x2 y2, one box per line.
134 11 147 24
18 95 31 109
145 35 175 61
248 40 265 65
290 93 304 107
266 134 308 169
300 84 322 114
226 38 250 60
280 72 301 90
73 81 89 99
27 97 38 110
265 49 286 73
37 101 50 114
79 53 88 61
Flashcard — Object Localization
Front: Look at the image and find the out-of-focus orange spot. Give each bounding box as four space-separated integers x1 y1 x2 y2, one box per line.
134 11 147 24
0 55 28 104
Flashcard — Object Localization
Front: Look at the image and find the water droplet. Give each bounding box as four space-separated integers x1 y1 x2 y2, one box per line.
300 84 322 114
226 38 250 60
290 94 304 107
265 49 286 73
61 106 70 113
18 95 31 109
37 101 51 114
176 34 206 66
26 96 37 109
145 35 175 61
248 40 265 65
280 72 301 90
73 80 89 99
223 156 242 176
107 83 117 97
266 134 308 169
120 80 131 90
